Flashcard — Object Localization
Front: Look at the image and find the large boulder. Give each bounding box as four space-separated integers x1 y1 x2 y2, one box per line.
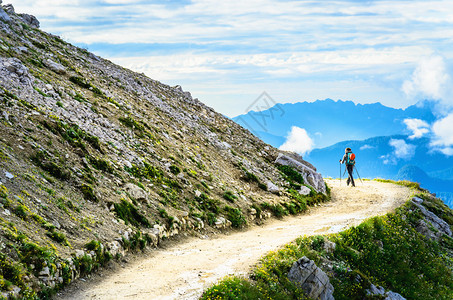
275 153 326 194
288 256 334 300
19 13 40 28
43 59 67 74
124 183 148 202
0 5 10 22
3 4 14 14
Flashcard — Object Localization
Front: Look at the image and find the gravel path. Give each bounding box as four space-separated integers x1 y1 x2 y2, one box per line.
55 180 410 300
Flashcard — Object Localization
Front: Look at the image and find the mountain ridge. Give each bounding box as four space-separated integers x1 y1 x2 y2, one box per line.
233 98 436 149
0 5 328 298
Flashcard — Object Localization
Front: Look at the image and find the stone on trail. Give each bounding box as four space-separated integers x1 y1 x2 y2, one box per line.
288 256 334 300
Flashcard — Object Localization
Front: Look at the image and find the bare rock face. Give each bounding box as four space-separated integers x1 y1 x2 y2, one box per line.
367 284 406 300
19 13 40 28
0 4 11 22
411 197 452 240
43 59 67 74
124 183 148 202
266 181 280 194
275 153 326 194
0 57 33 87
288 256 334 300
3 4 14 14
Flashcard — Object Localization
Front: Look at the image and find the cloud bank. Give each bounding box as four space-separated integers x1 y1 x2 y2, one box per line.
279 126 314 156
382 139 416 165
402 55 453 155
6 0 453 116
431 114 453 156
403 118 430 139
402 55 451 101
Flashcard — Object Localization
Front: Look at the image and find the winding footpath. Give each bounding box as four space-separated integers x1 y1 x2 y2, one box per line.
55 180 410 300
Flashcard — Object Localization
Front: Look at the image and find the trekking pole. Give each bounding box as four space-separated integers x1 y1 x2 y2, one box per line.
354 166 364 185
339 162 341 186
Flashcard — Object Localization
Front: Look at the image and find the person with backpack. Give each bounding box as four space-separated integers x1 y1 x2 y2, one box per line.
340 147 355 187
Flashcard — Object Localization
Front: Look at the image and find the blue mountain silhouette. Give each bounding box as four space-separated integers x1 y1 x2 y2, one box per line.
233 99 436 148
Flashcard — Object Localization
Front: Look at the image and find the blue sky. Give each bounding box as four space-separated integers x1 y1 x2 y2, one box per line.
5 0 453 117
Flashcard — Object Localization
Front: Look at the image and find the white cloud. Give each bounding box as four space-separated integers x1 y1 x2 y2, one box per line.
360 144 374 150
382 139 416 164
279 126 314 156
431 113 453 155
402 55 451 100
403 118 430 139
6 0 453 117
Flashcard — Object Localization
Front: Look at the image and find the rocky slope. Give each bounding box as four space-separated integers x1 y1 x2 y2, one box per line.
0 4 327 299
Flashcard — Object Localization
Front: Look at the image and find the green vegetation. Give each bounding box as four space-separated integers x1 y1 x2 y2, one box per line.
169 165 181 175
241 169 267 191
46 230 69 246
278 165 304 189
125 162 163 181
375 178 422 190
223 190 237 203
87 155 114 173
118 115 155 140
119 116 144 132
194 193 220 214
200 276 305 300
13 204 29 219
41 119 102 153
85 240 112 268
113 199 151 228
80 184 98 202
31 150 71 180
69 76 105 97
224 205 246 228
203 194 453 300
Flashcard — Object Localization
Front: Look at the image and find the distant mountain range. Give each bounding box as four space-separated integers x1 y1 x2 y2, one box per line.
233 99 453 207
233 99 436 148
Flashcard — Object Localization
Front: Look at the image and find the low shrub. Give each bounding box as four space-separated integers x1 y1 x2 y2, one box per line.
223 190 237 203
114 199 150 228
80 184 97 202
224 205 246 228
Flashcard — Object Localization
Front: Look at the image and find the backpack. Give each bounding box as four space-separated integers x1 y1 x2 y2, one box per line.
347 153 356 166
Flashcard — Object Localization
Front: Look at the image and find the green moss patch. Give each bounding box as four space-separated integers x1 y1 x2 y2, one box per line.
113 199 150 228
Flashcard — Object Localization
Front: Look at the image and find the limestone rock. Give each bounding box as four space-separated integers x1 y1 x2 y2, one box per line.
275 153 326 194
0 57 33 87
266 181 280 194
124 183 148 201
367 284 406 300
39 266 50 276
323 240 336 253
288 256 334 300
3 4 15 14
299 186 311 195
43 59 66 74
411 197 452 239
386 291 406 300
19 13 40 28
0 6 10 22
106 241 124 257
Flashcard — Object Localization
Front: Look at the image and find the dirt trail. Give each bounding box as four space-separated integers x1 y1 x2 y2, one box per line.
55 180 411 300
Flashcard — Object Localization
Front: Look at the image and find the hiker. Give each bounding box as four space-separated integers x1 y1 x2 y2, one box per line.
340 147 355 187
